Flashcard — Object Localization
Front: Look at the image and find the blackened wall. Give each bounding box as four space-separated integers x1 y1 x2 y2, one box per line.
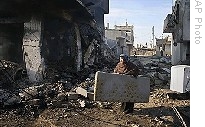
0 23 24 64
43 19 77 70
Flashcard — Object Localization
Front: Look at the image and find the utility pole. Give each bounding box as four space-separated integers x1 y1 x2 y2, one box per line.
152 26 155 47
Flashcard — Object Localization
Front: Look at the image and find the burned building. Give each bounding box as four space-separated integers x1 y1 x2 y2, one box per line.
0 0 109 82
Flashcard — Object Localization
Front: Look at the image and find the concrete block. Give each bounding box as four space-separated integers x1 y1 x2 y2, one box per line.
76 87 88 97
94 71 150 102
75 87 94 100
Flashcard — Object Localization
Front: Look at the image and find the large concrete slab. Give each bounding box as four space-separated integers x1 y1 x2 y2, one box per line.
94 71 150 102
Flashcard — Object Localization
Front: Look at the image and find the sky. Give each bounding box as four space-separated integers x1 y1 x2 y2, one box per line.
104 0 173 47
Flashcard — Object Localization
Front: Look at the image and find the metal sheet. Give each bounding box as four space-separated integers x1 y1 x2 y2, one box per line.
94 71 150 102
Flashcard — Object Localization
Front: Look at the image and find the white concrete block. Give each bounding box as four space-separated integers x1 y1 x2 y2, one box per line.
170 65 190 93
94 71 150 102
75 87 94 100
76 87 88 97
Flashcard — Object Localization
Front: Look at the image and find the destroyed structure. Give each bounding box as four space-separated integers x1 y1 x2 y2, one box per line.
0 0 190 126
131 46 156 56
163 0 190 66
0 0 110 83
163 0 190 93
0 0 116 109
105 22 134 56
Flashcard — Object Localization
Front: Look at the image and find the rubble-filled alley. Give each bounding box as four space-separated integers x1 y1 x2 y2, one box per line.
0 56 190 127
1 0 190 127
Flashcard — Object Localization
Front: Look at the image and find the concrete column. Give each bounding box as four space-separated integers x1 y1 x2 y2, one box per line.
22 17 45 82
74 23 82 71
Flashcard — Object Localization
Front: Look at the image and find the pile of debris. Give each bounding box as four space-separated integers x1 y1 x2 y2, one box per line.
0 60 27 88
0 57 115 113
0 55 171 113
130 56 171 88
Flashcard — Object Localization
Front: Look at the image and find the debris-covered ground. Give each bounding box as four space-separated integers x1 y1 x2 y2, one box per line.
0 56 190 127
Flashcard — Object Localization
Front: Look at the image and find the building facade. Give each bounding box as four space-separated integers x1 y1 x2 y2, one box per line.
105 22 134 56
163 0 190 65
155 36 172 56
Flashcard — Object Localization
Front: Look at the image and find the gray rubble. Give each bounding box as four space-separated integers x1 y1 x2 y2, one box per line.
130 56 171 87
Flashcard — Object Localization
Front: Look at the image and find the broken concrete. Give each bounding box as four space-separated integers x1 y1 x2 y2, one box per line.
76 87 88 98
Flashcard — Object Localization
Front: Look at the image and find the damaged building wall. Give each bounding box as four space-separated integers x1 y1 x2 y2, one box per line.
80 0 109 61
81 0 109 37
23 17 98 82
156 36 171 57
1 0 108 83
74 23 83 71
78 23 103 68
0 23 24 64
163 0 190 65
172 42 190 65
42 18 79 74
105 29 129 56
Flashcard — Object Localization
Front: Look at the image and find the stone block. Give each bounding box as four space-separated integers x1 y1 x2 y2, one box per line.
94 71 150 102
75 87 94 100
76 87 88 97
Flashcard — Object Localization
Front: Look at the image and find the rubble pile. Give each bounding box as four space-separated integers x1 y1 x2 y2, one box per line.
0 57 116 111
0 56 190 127
130 56 171 88
0 60 27 88
0 56 171 110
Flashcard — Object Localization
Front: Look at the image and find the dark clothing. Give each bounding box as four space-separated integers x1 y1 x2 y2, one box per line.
114 61 139 114
160 50 163 56
120 102 134 114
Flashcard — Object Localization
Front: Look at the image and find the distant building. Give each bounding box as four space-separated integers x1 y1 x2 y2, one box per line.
105 22 134 56
105 30 127 56
155 36 171 56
